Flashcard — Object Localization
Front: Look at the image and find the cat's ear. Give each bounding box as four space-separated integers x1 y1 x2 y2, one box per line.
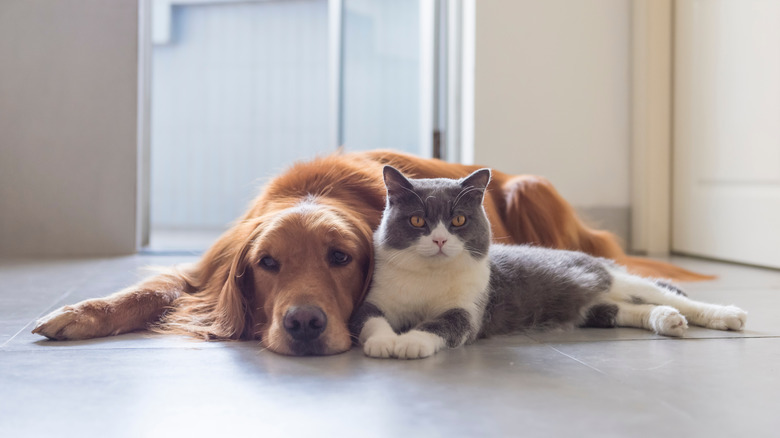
461 168 492 191
383 166 414 197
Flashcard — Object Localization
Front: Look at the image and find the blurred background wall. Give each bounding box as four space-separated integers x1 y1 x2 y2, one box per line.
473 0 631 243
0 0 639 256
3 0 778 267
0 0 140 256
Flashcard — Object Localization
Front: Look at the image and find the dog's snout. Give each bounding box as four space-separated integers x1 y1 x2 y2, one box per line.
283 305 327 341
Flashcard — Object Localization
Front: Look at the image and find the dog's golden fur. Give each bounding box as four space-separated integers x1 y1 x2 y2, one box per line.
32 150 708 355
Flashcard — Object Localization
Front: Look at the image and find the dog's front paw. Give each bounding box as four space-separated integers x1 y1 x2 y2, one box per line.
32 303 104 340
706 305 747 331
649 306 688 337
33 306 83 340
393 330 444 359
363 335 397 358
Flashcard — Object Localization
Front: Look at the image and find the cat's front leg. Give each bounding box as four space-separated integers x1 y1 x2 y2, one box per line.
361 318 399 358
394 308 474 359
393 331 445 359
350 302 398 358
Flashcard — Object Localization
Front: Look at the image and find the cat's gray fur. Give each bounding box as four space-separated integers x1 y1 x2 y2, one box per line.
351 166 747 359
480 244 615 337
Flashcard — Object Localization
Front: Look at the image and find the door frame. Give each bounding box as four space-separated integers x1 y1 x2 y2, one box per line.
137 0 152 250
630 0 673 256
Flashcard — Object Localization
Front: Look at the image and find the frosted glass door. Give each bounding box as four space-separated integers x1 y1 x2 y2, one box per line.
340 0 434 156
151 1 331 231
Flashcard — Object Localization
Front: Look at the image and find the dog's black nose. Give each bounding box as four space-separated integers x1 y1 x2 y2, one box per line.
283 305 327 341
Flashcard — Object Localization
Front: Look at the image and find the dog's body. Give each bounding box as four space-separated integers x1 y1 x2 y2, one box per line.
33 150 707 355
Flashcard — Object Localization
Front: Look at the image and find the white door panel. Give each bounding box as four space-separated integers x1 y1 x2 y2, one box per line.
674 0 780 268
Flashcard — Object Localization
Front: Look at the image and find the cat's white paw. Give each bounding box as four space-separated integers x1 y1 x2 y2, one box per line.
392 330 444 360
363 335 397 358
649 306 688 337
705 305 747 331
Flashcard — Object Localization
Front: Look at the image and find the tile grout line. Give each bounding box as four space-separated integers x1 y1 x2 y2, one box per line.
529 334 780 345
547 345 606 375
0 259 110 350
546 340 701 424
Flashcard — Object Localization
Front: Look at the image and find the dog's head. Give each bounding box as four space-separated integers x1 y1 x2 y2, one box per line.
220 198 375 355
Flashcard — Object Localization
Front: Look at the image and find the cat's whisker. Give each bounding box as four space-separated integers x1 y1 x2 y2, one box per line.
384 250 414 266
453 186 485 210
400 185 426 209
374 236 392 246
465 246 486 257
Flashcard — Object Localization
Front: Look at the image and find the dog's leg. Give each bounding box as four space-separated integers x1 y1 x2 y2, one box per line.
32 269 195 340
607 270 747 331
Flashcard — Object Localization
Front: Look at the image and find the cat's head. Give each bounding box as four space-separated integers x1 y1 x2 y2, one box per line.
376 166 492 263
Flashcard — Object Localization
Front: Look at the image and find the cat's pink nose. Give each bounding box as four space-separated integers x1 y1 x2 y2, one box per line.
433 238 447 248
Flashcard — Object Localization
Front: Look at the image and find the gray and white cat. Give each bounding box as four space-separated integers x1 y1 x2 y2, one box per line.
349 166 748 359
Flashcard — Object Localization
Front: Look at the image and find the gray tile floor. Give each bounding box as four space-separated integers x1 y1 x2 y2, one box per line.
1 255 779 437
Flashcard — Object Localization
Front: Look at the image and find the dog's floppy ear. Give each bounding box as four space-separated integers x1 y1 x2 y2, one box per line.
213 231 258 339
357 245 375 306
154 220 260 340
351 219 376 310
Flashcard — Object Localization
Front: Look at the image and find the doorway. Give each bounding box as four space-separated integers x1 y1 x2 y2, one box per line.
144 0 456 252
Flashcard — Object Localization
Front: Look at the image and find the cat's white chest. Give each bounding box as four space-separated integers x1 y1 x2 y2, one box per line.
368 248 491 331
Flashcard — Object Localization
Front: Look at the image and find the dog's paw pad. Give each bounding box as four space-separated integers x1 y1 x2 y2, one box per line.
650 306 688 337
393 331 443 359
32 306 81 340
707 306 747 331
32 304 102 340
363 335 396 358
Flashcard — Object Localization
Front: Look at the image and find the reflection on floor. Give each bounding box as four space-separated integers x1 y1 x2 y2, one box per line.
1 255 778 437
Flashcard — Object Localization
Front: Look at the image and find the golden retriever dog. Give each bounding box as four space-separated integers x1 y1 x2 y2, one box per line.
32 150 707 355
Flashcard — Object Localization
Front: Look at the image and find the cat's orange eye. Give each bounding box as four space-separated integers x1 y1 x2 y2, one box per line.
451 215 466 227
410 216 425 227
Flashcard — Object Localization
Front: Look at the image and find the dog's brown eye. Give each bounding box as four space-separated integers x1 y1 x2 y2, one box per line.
259 256 279 271
451 215 466 227
330 250 351 266
410 216 425 227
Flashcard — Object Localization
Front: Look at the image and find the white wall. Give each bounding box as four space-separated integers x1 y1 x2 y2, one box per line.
0 0 140 256
472 0 631 214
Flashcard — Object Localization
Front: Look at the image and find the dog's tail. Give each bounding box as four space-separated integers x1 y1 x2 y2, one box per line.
497 173 714 283
617 256 716 282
